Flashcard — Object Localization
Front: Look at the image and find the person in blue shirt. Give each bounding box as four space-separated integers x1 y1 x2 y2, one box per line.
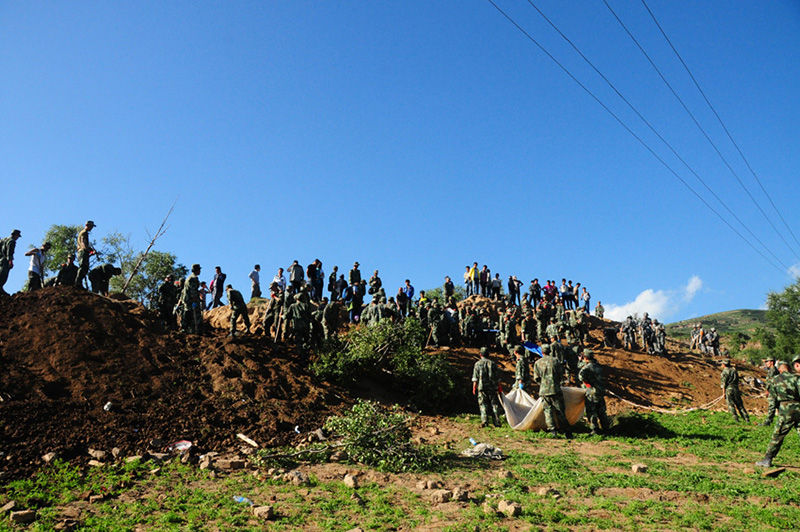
403 279 414 316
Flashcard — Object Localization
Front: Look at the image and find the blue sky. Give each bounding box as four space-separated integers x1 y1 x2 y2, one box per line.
2 1 799 322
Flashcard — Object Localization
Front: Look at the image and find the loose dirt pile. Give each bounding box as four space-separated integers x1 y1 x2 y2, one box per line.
0 287 342 480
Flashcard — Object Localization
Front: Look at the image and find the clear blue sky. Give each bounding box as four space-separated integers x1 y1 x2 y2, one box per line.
2 1 799 322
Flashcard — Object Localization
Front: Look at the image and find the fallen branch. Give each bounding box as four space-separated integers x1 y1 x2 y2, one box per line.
121 203 175 296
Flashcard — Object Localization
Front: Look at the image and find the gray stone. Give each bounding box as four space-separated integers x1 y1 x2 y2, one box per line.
125 455 142 463
330 450 347 462
88 495 104 504
252 505 274 520
343 473 359 489
111 447 122 459
452 487 469 502
284 470 310 486
1 500 16 513
482 502 496 515
42 452 57 463
497 470 513 479
87 460 105 467
536 486 558 497
497 500 522 517
431 489 453 504
88 449 107 460
216 458 246 470
148 452 169 462
10 509 36 524
631 463 648 474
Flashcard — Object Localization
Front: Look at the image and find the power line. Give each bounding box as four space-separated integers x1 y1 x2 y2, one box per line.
483 0 785 273
639 0 800 260
516 0 790 270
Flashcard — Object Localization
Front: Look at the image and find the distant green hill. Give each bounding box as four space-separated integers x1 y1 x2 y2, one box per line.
666 309 767 338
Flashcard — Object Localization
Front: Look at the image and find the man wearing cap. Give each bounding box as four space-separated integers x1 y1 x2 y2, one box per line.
349 262 361 286
181 264 203 334
760 357 779 426
226 284 250 338
579 350 609 434
513 345 530 391
756 358 800 467
24 241 51 291
157 274 178 330
74 220 96 289
472 347 503 427
87 263 122 296
0 229 22 294
720 359 750 423
534 343 572 438
55 253 79 287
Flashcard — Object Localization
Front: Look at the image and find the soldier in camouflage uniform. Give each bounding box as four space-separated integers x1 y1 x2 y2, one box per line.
181 264 203 334
322 297 340 340
760 357 779 426
535 304 548 343
595 302 604 319
0 229 22 295
286 290 313 352
621 316 637 350
720 359 749 422
472 347 503 427
226 284 251 337
756 358 800 467
156 274 178 331
545 318 560 343
514 345 530 390
499 309 518 354
578 350 609 434
533 344 572 438
311 298 327 347
520 311 536 346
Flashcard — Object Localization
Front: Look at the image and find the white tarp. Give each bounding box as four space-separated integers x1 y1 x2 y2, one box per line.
499 387 586 431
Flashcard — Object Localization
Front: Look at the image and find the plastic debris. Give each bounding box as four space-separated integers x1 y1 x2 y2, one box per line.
294 425 300 434
233 496 254 506
461 442 504 460
468 437 478 446
167 440 193 453
103 402 113 412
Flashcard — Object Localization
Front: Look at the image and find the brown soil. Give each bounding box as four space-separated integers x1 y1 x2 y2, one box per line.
0 288 765 481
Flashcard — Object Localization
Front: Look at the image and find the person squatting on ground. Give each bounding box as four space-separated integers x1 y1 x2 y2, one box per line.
578 349 610 434
720 359 749 423
756 357 800 468
472 347 503 428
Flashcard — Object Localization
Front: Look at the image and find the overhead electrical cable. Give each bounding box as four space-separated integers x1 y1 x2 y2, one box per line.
483 0 786 273
603 0 800 262
640 0 800 259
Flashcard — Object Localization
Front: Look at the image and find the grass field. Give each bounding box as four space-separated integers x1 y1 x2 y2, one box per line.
666 309 767 339
2 410 798 531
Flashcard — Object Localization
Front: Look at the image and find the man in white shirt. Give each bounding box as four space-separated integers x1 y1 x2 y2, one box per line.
25 241 51 291
273 267 287 292
249 264 261 299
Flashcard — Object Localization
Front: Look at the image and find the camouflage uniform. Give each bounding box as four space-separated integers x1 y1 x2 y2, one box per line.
74 223 95 289
520 314 536 345
0 231 21 293
535 306 547 342
227 287 251 336
578 352 609 433
322 300 340 340
533 348 570 436
262 292 283 337
514 346 530 390
286 292 312 351
595 303 604 319
181 265 203 334
720 362 749 422
761 360 779 426
472 349 503 427
157 277 178 330
757 361 800 467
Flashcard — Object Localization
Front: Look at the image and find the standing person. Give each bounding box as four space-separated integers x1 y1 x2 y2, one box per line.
88 263 122 295
0 229 22 294
530 278 541 308
443 276 455 301
211 266 226 308
157 274 178 330
533 344 572 438
181 264 203 334
581 287 591 312
248 264 261 299
755 357 800 468
349 262 361 286
513 345 530 391
560 279 570 310
55 253 79 287
24 241 51 291
472 348 503 427
395 287 408 318
335 274 348 302
720 359 750 422
403 279 415 316
760 357 779 426
313 259 324 302
368 270 382 295
578 350 610 434
470 262 480 296
480 265 490 297
509 276 523 306
595 301 604 319
74 220 96 289
273 267 287 292
463 266 472 296
287 260 304 293
226 284 251 337
491 274 502 300
199 281 210 310
328 266 340 301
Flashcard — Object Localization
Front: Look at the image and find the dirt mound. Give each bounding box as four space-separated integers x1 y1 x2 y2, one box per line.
0 287 342 480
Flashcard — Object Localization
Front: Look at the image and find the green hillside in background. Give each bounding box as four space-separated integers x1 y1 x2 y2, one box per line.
666 309 767 338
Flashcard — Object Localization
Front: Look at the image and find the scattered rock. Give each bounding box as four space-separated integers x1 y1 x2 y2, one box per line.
428 427 440 436
87 460 105 467
416 480 428 490
149 467 161 475
426 480 443 489
216 458 246 470
452 487 469 502
431 489 453 504
125 456 142 463
330 450 347 462
498 500 522 517
631 463 648 474
351 492 365 506
1 501 16 513
312 428 326 441
54 519 78 531
88 449 107 460
111 447 122 459
497 470 513 479
252 505 274 520
42 452 57 463
236 433 259 448
284 470 310 486
148 452 169 462
536 487 559 497
343 473 359 489
10 509 36 524
346 528 365 532
88 495 104 504
61 507 81 519
482 502 496 515
199 456 212 470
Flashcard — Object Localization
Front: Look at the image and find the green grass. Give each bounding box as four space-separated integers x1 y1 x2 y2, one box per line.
2 410 799 531
666 309 767 338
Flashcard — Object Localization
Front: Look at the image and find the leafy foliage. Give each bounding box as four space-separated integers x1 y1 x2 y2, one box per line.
311 319 456 410
323 400 441 472
423 284 467 303
40 224 83 277
765 279 800 358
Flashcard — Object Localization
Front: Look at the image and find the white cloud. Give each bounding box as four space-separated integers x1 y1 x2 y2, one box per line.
789 263 800 279
604 276 703 322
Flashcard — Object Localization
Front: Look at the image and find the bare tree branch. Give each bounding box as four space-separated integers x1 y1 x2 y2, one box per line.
121 202 176 295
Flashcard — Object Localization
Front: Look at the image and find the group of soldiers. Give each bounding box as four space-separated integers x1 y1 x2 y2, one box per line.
618 313 668 355
0 223 123 296
472 343 610 437
689 323 721 356
755 355 800 467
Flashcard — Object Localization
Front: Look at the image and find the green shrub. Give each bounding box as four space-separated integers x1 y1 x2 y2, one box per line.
311 319 456 410
323 400 441 472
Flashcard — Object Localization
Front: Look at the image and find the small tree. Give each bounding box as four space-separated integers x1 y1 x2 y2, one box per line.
40 224 83 277
423 284 467 303
765 279 800 358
